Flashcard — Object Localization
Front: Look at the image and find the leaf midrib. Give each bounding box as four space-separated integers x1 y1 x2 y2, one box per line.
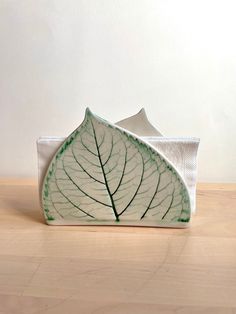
90 119 120 221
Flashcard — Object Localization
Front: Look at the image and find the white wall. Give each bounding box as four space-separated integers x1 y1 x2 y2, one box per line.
1 0 236 182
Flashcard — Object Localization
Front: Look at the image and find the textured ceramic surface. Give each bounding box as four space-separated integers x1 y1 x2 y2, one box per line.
37 138 199 212
41 109 191 227
116 108 163 137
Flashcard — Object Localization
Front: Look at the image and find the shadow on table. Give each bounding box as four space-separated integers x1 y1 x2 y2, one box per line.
0 183 45 224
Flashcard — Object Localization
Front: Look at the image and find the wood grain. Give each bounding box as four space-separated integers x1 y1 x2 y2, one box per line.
0 179 236 313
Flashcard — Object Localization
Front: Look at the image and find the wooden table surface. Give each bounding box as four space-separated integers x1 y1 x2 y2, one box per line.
0 179 236 314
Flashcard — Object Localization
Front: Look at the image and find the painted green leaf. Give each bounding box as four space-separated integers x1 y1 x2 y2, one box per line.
42 108 191 226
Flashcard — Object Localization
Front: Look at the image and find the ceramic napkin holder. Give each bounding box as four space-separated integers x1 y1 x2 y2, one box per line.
37 109 199 228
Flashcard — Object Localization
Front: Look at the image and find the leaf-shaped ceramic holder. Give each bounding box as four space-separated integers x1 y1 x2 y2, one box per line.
37 109 199 228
